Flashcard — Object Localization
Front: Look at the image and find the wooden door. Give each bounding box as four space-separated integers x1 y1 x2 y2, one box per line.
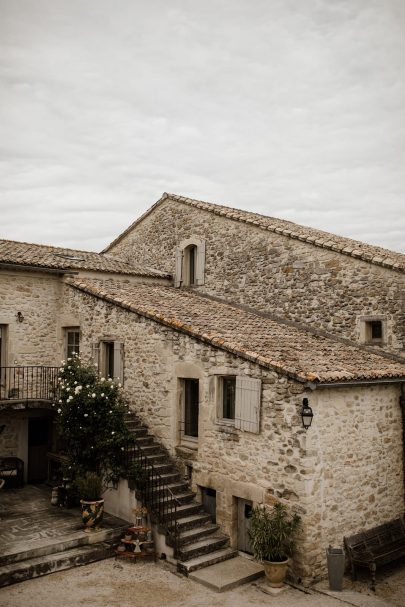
237 498 253 553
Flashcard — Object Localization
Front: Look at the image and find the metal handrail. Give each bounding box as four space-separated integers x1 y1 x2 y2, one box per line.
0 366 60 402
125 439 181 557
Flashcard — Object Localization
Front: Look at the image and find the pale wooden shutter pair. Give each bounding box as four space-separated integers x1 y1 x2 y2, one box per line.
235 377 261 434
92 341 124 385
175 241 206 287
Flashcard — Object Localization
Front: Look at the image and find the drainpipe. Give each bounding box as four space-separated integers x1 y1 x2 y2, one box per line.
400 385 405 510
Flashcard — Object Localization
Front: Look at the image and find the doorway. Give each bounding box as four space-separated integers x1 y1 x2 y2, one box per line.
237 498 253 553
28 417 50 483
201 487 216 523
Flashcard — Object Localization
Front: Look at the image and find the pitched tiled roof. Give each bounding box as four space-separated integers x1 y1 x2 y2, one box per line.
0 239 170 278
66 277 405 384
103 193 405 272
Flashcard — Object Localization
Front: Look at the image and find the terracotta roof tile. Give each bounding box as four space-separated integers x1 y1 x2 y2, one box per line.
66 277 405 384
103 193 404 272
0 239 169 278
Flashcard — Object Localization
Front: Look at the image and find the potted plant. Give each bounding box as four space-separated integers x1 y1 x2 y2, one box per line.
76 472 104 530
249 502 301 587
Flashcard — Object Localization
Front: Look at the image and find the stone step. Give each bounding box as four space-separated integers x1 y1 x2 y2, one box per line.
150 490 196 507
134 435 154 446
168 524 220 547
189 556 264 592
166 512 212 532
151 471 182 485
0 541 114 587
177 535 230 561
139 444 162 455
165 502 203 521
146 462 176 475
0 523 126 567
127 426 148 437
177 548 238 575
144 453 168 465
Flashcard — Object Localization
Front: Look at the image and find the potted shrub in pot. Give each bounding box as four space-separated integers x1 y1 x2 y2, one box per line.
55 355 130 528
249 502 301 587
76 472 104 530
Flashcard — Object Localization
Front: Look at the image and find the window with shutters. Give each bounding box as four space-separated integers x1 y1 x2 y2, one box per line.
217 375 261 433
65 328 80 359
175 238 206 288
92 340 124 385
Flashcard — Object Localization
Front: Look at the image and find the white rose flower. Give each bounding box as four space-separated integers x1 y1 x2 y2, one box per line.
84 413 88 417
57 408 61 413
111 431 115 435
100 377 105 382
92 393 96 398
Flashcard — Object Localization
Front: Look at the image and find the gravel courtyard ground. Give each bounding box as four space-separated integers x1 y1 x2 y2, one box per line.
2 557 405 607
0 559 349 607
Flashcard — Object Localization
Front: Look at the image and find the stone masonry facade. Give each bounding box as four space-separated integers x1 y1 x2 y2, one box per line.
62 282 404 581
1 194 404 584
107 197 404 354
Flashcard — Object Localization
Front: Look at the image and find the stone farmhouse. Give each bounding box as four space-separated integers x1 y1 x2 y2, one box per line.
1 193 404 584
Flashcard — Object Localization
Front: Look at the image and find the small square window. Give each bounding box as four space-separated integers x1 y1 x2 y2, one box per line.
364 320 384 343
370 321 382 340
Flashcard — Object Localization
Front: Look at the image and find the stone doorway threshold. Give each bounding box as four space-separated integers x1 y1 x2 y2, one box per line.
188 554 264 592
0 484 129 587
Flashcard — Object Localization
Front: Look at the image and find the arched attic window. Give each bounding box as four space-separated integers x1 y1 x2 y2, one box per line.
175 238 206 287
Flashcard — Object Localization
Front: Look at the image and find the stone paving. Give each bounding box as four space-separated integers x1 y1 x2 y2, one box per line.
0 485 126 563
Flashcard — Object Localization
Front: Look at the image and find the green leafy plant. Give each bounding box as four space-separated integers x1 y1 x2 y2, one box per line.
76 472 103 501
55 355 130 489
249 502 301 562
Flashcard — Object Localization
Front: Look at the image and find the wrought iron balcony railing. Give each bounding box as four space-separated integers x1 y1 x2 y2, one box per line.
0 366 60 402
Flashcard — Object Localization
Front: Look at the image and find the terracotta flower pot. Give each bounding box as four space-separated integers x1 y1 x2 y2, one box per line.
262 558 289 587
80 498 104 531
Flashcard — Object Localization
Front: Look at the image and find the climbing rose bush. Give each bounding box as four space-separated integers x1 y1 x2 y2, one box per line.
55 355 130 485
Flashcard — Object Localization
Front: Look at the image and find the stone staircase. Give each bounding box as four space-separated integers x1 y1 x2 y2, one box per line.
0 485 128 587
124 412 238 574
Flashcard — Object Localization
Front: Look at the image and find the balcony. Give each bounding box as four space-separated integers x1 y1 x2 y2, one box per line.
0 366 60 404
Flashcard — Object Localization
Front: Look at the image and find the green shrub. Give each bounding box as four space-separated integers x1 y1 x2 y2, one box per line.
55 355 130 487
249 502 301 562
76 472 103 501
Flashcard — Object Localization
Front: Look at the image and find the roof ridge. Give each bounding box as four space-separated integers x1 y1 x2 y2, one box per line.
102 193 404 272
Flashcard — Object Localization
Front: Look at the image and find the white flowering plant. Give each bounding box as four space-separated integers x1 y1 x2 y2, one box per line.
55 355 131 486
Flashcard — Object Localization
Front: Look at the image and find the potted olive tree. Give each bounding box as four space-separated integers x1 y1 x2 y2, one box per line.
55 355 130 530
249 502 301 587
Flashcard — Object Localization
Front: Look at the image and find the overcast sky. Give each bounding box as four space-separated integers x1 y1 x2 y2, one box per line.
0 0 404 253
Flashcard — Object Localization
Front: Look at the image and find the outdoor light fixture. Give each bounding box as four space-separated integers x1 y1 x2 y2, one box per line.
301 398 313 430
16 312 24 323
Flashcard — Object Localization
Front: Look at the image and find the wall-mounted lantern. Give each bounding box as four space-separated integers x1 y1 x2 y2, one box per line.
16 311 24 323
301 397 314 430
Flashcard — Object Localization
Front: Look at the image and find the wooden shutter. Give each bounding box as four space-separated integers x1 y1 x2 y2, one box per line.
195 241 206 285
91 342 100 371
235 377 261 433
174 247 183 288
113 341 124 385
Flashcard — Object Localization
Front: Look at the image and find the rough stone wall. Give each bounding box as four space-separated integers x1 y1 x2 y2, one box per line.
107 199 404 354
0 270 62 365
63 283 404 582
305 384 403 577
